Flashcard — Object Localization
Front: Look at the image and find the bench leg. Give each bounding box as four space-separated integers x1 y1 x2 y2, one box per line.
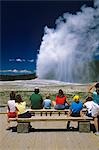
67 121 70 130
17 122 30 133
78 121 90 132
98 116 99 130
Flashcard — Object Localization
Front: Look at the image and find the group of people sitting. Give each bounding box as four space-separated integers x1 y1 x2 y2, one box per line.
7 82 99 135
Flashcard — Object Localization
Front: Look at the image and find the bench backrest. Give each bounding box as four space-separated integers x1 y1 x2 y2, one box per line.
9 116 93 122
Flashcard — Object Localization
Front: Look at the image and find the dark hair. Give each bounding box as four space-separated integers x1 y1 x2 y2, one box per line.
15 94 23 103
86 97 93 102
95 83 99 88
10 91 16 100
58 89 64 97
34 88 39 94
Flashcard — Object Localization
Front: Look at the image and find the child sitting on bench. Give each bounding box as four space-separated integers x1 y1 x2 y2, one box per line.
67 95 83 129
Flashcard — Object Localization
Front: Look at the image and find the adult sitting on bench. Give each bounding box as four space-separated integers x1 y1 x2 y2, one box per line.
15 94 32 132
88 82 99 135
84 96 99 136
29 87 43 109
6 91 17 130
54 89 70 110
16 94 31 118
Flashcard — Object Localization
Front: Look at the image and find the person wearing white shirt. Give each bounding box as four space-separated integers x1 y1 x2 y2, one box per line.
84 96 99 136
7 91 17 130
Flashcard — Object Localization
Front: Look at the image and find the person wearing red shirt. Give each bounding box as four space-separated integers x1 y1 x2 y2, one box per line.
54 89 70 110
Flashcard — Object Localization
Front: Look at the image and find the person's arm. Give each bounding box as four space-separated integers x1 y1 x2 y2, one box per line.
15 107 18 118
29 96 32 107
80 102 84 117
28 100 32 108
51 100 53 107
83 102 86 108
41 96 43 107
80 110 84 117
52 100 56 107
67 103 72 116
65 97 70 106
41 96 43 103
7 105 10 112
68 109 72 116
88 83 96 93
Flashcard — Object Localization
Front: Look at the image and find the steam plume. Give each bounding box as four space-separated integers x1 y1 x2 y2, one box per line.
36 0 99 83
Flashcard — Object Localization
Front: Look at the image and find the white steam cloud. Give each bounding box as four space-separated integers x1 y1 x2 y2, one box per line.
36 0 99 83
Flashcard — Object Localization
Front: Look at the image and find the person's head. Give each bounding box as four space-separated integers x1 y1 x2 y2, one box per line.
86 96 93 102
73 95 80 103
95 83 99 95
46 94 50 99
15 94 23 103
10 91 16 100
58 89 64 97
34 87 39 94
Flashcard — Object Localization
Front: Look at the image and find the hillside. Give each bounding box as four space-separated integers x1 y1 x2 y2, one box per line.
0 73 37 81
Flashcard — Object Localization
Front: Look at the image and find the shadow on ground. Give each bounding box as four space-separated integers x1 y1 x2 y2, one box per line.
6 123 96 133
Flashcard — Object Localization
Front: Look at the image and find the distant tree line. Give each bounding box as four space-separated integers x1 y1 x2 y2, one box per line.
0 73 37 81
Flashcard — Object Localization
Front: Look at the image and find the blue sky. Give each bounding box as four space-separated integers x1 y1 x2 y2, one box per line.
1 0 96 75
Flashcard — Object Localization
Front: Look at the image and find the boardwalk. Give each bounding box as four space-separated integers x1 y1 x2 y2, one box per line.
0 114 99 150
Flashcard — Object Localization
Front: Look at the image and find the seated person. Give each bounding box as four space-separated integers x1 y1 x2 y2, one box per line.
29 87 43 109
68 95 83 117
83 96 93 117
43 94 52 109
91 103 99 136
54 89 70 110
88 82 99 105
6 91 17 130
15 94 31 118
67 95 83 129
84 96 99 135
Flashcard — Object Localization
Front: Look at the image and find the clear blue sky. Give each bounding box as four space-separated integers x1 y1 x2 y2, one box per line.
1 0 94 75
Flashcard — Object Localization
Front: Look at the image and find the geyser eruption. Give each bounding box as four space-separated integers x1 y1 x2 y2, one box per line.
36 0 99 83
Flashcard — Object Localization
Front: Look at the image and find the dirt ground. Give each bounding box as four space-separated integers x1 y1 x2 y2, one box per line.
0 114 99 150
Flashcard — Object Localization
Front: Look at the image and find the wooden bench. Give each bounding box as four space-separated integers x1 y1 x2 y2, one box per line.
27 108 88 116
0 108 87 115
9 109 93 133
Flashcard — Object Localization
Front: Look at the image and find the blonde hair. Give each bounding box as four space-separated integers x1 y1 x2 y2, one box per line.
73 95 80 102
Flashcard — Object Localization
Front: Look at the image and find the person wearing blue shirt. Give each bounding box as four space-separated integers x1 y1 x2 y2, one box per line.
69 95 83 117
67 95 83 130
43 94 52 109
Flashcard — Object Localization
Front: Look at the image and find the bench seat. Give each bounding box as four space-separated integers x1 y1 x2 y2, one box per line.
9 115 93 133
27 108 87 113
27 108 87 116
9 116 93 122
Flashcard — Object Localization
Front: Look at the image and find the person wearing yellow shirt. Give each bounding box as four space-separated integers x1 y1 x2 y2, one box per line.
15 94 31 118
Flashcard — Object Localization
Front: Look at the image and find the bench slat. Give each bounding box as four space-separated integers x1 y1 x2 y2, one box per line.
0 108 87 114
9 116 93 122
27 108 87 113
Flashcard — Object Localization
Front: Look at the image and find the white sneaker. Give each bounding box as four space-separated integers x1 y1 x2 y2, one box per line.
95 132 99 136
